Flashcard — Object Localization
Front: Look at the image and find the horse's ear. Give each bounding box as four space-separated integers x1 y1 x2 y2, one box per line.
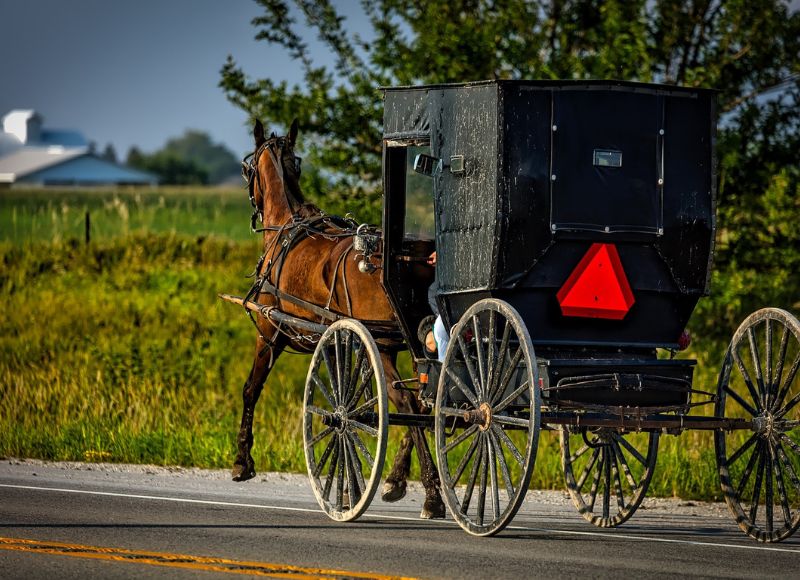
288 118 299 147
253 119 266 148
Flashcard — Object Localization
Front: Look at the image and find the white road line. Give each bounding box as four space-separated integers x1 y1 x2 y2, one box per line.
2 483 799 554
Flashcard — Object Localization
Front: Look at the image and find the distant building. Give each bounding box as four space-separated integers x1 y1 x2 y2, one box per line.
0 110 157 187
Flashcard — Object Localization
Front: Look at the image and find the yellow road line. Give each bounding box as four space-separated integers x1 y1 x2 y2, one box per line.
0 537 418 579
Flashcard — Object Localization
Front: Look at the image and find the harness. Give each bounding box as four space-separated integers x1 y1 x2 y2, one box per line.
240 134 385 350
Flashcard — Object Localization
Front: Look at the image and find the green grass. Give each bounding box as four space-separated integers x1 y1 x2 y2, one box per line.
0 187 742 500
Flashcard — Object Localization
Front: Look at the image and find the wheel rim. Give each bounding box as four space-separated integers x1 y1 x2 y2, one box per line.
435 298 541 536
303 319 387 522
715 308 800 542
561 427 658 527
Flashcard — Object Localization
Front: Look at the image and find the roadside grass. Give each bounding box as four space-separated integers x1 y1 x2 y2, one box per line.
0 188 730 500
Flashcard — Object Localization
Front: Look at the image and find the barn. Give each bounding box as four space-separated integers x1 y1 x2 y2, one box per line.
0 110 157 187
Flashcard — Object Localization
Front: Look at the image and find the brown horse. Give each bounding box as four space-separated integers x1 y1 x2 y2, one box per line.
231 118 445 519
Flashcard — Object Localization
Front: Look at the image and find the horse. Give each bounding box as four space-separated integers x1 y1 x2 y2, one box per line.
231 118 445 519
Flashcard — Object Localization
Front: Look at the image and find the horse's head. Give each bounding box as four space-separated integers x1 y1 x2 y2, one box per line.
244 118 304 230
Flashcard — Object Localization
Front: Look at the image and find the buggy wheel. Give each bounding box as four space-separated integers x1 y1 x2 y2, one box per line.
715 308 800 542
560 427 658 527
435 298 541 536
303 319 388 522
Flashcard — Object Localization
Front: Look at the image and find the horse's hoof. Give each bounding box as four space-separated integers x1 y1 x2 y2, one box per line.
381 480 407 503
231 464 256 482
420 499 446 519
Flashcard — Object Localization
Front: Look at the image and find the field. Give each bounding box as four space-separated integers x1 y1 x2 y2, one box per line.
0 187 743 499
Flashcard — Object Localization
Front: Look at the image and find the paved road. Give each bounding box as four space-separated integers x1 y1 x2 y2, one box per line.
0 459 797 579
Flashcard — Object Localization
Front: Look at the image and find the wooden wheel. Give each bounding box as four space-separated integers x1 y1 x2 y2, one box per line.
303 319 388 522
435 298 541 536
715 308 800 542
561 427 658 527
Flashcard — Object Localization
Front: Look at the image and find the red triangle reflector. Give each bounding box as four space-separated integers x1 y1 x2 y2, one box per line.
556 243 634 320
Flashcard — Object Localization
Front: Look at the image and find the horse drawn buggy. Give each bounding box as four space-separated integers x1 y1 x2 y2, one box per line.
222 80 800 543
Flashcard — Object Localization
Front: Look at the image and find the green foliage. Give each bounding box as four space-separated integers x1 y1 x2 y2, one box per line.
126 130 240 185
220 0 799 209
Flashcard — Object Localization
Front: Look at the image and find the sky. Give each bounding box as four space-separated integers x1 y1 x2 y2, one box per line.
0 0 350 159
2 1 798 161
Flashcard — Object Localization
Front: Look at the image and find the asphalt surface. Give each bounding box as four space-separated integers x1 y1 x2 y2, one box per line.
0 459 798 579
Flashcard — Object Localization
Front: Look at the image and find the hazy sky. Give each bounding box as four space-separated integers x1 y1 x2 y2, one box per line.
0 0 344 159
3 1 797 160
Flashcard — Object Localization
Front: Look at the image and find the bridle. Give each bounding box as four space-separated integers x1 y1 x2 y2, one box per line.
241 134 302 232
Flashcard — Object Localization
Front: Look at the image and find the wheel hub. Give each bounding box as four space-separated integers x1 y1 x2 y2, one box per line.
752 412 775 438
463 402 493 431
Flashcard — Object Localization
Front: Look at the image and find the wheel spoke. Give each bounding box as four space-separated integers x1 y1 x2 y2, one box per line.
765 320 773 408
723 384 759 418
476 438 489 525
612 440 639 490
746 327 767 408
588 450 604 512
569 442 591 464
350 396 378 418
445 365 480 408
322 437 340 501
748 445 767 524
727 433 759 466
350 420 378 437
489 429 515 501
472 314 487 398
345 341 367 408
765 446 774 534
611 446 627 511
488 319 513 403
491 424 524 465
349 430 374 465
736 440 762 499
776 391 800 420
771 327 791 411
306 425 335 448
612 432 647 466
457 333 482 402
321 346 340 405
488 435 500 522
494 381 530 414
732 346 763 412
310 373 336 409
336 437 345 510
312 436 337 478
771 443 793 525
486 310 497 403
344 434 363 506
602 447 612 520
493 415 530 428
776 439 800 496
491 348 523 406
451 430 482 485
347 364 375 413
774 352 800 414
461 434 484 513
306 405 333 418
334 331 344 404
442 424 479 454
577 447 601 491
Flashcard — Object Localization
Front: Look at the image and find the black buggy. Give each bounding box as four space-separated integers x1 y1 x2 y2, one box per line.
298 80 800 542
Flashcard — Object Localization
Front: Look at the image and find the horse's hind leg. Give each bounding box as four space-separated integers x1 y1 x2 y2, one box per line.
232 333 285 482
382 429 413 502
381 353 445 519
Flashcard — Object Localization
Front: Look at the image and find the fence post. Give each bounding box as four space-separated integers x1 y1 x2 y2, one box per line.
85 211 91 245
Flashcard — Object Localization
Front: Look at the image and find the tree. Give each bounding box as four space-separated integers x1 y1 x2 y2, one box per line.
220 0 800 349
101 143 117 164
124 130 239 185
162 130 240 184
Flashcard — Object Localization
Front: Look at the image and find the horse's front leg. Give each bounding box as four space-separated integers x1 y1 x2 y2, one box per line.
232 333 284 482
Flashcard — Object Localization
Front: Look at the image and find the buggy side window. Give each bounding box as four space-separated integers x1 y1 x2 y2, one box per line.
404 145 435 240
